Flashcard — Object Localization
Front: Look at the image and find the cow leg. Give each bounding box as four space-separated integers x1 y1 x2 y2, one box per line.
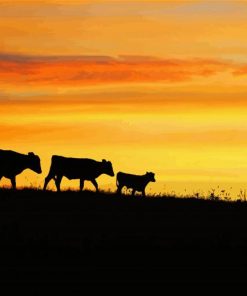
142 189 146 197
10 177 16 190
55 175 62 192
91 179 99 192
43 173 54 191
80 179 84 191
117 185 123 195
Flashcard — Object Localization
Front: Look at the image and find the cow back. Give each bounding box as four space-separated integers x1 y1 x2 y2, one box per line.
51 156 103 180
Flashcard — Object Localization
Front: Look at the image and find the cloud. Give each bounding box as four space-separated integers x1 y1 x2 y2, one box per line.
233 65 247 76
0 54 236 86
0 1 241 19
0 89 10 101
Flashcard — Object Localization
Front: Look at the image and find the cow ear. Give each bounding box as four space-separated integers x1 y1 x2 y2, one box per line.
28 152 35 156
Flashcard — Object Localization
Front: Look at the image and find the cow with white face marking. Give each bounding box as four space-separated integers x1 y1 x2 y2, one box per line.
0 149 42 189
116 171 156 196
43 155 115 192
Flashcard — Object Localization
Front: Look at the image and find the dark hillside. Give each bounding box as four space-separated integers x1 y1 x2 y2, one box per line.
0 189 247 287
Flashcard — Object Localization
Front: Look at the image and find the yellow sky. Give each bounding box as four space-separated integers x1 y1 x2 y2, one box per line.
1 1 247 197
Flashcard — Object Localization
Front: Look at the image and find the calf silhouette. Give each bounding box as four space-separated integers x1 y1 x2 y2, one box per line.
116 171 156 196
44 155 114 192
0 149 42 189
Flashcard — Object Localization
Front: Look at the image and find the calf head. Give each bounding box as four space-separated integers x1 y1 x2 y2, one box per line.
28 152 42 174
102 159 115 177
146 172 156 182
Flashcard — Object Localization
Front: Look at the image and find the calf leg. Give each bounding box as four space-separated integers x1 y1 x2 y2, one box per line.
132 189 136 196
91 179 99 192
80 179 84 191
55 175 62 192
10 177 16 190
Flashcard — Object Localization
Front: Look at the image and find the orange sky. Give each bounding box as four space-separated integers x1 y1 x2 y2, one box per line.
1 0 247 198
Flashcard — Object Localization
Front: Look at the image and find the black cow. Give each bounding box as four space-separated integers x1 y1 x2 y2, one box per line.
116 171 156 196
0 149 42 189
43 155 114 192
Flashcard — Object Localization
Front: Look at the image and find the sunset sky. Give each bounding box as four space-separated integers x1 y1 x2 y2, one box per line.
1 0 247 197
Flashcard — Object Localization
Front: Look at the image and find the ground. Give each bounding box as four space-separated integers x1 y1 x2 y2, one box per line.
0 188 247 288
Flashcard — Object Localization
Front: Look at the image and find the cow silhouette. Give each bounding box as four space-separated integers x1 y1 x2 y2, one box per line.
43 155 114 192
116 171 156 196
0 149 42 189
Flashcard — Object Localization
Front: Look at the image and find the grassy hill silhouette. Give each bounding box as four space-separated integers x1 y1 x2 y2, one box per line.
0 188 247 287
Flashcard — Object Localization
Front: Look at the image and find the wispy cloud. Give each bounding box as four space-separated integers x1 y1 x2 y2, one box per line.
0 54 237 86
233 65 247 76
0 1 244 19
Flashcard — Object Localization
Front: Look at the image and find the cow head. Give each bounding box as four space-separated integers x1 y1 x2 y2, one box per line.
146 172 156 182
28 152 42 174
102 159 115 177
